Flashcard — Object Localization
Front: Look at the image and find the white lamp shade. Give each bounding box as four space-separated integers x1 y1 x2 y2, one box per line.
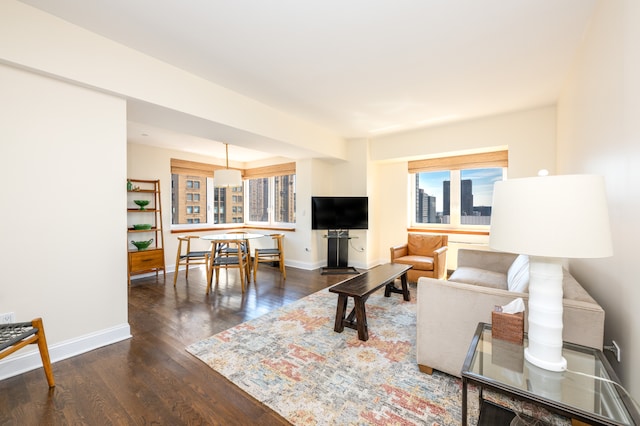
214 168 242 187
489 174 612 258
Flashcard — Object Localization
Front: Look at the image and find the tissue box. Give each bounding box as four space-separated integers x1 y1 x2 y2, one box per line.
491 311 524 344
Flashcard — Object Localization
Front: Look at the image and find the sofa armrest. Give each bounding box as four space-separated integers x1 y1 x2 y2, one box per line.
432 246 448 279
416 277 604 378
390 244 408 262
457 248 518 274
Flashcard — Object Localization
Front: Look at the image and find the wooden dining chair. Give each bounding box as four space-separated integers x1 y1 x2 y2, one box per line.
217 232 252 278
0 318 55 387
253 233 286 281
173 236 211 286
208 239 251 293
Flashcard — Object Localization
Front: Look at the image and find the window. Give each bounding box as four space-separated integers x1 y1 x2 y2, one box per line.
171 158 296 229
171 159 243 227
409 151 507 228
245 174 296 225
244 163 296 226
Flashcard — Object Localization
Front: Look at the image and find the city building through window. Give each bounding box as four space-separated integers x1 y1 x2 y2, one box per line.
409 151 507 228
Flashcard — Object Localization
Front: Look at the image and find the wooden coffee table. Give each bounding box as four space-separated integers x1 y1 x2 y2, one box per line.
329 263 411 341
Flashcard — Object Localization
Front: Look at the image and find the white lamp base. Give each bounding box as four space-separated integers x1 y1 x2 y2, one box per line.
525 347 567 372
525 256 567 372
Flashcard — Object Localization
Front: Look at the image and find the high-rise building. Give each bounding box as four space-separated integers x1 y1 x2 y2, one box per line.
274 175 296 223
442 179 473 216
416 175 437 223
443 180 450 216
461 179 473 216
171 174 207 224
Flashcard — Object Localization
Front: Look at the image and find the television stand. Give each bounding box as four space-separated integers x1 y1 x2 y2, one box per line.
321 230 359 275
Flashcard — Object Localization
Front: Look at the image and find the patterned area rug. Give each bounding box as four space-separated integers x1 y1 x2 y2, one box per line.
187 285 480 425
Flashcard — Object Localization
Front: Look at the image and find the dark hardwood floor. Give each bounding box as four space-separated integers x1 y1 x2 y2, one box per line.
0 264 351 425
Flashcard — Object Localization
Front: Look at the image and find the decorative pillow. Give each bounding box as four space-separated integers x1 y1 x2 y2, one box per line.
507 254 530 292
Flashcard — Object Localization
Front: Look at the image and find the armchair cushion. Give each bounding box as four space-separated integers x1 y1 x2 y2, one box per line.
448 266 507 289
393 255 434 271
408 234 447 257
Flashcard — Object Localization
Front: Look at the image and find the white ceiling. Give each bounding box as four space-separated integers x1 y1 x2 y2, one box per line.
20 0 598 162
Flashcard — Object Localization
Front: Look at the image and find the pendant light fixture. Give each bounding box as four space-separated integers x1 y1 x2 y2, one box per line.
214 143 242 187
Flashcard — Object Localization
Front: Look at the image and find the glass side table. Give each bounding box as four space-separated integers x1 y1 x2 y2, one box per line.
461 323 639 426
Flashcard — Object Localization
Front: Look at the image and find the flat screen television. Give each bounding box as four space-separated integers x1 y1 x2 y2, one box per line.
311 196 368 230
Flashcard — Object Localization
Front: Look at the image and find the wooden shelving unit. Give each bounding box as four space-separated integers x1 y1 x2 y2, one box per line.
127 179 165 285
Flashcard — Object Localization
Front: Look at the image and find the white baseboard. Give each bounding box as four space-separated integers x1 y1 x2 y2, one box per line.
0 322 131 381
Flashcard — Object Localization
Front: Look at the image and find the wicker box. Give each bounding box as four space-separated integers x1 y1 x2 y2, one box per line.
491 310 524 345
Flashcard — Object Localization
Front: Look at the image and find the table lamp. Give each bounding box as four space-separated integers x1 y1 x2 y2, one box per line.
489 173 612 371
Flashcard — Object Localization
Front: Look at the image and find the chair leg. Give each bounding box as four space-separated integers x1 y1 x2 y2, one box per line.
32 318 55 388
280 254 286 280
253 253 259 282
238 259 245 293
173 255 181 288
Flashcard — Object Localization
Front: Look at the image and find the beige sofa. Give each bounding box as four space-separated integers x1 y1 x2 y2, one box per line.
416 249 605 377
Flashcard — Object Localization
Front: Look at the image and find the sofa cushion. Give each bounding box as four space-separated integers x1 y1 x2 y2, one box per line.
393 255 434 271
408 234 447 257
507 254 530 292
449 267 508 290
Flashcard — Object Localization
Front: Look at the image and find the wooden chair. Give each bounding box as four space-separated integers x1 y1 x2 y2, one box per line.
217 232 252 279
253 233 286 281
208 239 251 293
174 236 211 286
0 318 55 387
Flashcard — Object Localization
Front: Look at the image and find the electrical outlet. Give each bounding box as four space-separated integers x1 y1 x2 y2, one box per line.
0 312 15 324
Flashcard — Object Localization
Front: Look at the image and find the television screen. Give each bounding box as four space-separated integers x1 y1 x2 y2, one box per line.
311 196 368 230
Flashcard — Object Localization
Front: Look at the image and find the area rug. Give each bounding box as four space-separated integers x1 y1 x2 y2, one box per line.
187 285 477 425
186 286 569 425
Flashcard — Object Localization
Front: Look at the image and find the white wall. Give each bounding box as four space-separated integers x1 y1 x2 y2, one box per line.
0 0 345 161
370 106 558 268
370 106 557 179
557 0 640 398
0 65 130 379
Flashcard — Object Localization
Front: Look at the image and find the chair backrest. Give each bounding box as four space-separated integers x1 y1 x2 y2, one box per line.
269 233 284 251
177 235 193 254
213 239 246 261
407 234 448 256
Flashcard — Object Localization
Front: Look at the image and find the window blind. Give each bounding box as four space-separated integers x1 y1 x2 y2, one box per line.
243 162 296 179
408 150 508 174
170 158 295 179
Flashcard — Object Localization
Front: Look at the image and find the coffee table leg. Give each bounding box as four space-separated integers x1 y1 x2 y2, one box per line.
400 272 410 301
354 296 369 341
334 294 348 333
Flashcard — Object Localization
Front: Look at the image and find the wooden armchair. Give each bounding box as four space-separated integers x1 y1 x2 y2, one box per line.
173 236 211 286
253 234 286 281
0 318 55 387
390 234 448 282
